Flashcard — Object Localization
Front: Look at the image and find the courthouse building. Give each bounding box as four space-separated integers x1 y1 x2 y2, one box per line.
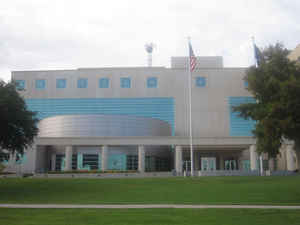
6 54 299 174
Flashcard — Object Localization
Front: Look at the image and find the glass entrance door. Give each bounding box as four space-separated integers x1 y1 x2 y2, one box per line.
201 157 216 171
225 160 238 170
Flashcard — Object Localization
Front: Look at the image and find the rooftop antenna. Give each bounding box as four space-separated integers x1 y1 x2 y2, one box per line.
145 43 155 67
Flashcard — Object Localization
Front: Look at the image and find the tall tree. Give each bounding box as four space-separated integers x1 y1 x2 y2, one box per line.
0 80 39 154
233 43 300 169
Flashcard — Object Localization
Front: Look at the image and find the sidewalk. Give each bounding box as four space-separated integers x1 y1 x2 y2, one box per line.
1 204 300 209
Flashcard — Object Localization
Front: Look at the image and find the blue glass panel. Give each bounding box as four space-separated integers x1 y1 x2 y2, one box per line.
56 79 66 89
147 77 157 88
108 154 126 170
196 77 206 87
242 160 250 171
99 78 109 88
77 153 83 169
228 97 256 136
16 80 25 90
25 97 175 135
77 78 88 88
244 81 249 88
120 77 131 88
35 79 46 89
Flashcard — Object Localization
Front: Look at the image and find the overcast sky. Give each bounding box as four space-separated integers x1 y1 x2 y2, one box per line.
1 0 300 81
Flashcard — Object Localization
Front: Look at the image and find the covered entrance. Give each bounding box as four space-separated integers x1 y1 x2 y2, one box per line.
201 157 216 171
224 159 238 170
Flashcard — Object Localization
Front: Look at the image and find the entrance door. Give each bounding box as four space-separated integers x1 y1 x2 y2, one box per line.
225 160 238 170
201 157 216 171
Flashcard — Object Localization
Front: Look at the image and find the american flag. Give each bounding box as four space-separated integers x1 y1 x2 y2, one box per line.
189 41 197 72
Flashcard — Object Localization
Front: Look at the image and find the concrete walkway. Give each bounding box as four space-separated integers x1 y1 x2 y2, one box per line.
1 204 300 209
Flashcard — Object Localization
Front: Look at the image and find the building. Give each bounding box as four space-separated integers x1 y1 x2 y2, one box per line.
288 44 300 65
5 55 299 174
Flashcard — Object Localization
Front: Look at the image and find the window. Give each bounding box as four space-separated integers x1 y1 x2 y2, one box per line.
126 155 138 170
56 79 66 89
147 77 157 88
15 80 25 90
35 79 46 89
244 81 249 88
77 78 88 88
195 77 206 87
99 78 109 88
120 77 131 88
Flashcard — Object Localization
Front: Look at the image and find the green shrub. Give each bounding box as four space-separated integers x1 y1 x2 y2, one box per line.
0 163 5 173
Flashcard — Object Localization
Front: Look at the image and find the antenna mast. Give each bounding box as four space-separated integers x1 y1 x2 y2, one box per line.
145 43 155 67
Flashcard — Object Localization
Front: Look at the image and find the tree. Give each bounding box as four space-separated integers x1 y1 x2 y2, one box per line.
233 43 300 169
0 80 39 155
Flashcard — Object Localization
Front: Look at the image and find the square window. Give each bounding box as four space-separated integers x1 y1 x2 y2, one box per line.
35 79 46 89
147 77 157 88
56 79 66 89
77 78 88 88
120 77 131 88
99 78 109 88
15 80 25 90
196 77 206 87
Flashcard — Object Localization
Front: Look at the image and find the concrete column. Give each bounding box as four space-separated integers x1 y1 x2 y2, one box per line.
64 146 73 171
101 145 108 171
268 158 275 171
138 145 145 173
51 153 56 171
219 155 224 170
250 145 258 171
175 146 183 175
24 145 37 173
286 145 296 171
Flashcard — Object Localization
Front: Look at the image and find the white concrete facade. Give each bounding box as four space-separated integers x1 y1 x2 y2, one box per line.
5 56 298 174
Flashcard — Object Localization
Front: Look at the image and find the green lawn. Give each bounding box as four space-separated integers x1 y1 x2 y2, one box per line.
0 176 300 205
0 208 300 225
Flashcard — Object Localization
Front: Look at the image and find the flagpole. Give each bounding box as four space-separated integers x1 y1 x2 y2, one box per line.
252 36 263 176
188 37 194 177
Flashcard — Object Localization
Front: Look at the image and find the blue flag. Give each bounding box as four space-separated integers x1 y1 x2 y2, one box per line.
254 44 264 66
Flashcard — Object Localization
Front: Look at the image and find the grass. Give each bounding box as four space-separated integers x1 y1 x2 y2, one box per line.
0 176 300 205
0 208 300 225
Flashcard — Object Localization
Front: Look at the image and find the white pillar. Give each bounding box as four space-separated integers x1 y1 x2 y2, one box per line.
51 153 56 171
138 145 145 173
101 145 108 171
268 158 275 171
175 146 183 175
250 145 258 171
64 146 73 171
286 145 296 171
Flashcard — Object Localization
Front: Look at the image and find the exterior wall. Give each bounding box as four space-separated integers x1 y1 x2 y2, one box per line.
11 57 262 173
35 146 49 173
276 145 287 170
288 44 300 62
38 115 172 137
228 97 256 136
12 65 250 138
19 146 38 173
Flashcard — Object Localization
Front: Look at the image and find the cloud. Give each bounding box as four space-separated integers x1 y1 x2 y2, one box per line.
0 0 300 81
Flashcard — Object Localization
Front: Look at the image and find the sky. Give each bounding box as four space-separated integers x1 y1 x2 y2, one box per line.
1 0 300 81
